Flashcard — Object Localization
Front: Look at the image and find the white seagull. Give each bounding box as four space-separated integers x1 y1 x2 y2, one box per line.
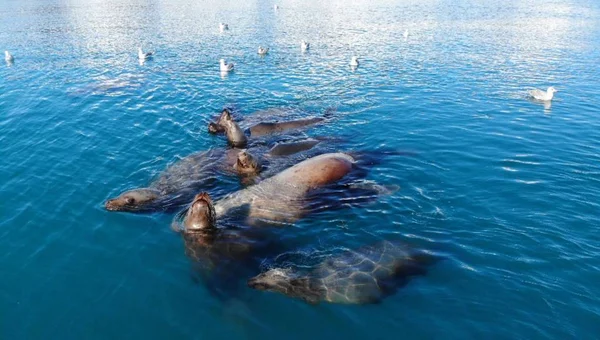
138 47 154 60
350 56 359 67
220 58 234 72
258 46 269 55
528 87 557 101
301 40 310 51
220 23 229 32
5 51 14 63
403 29 409 39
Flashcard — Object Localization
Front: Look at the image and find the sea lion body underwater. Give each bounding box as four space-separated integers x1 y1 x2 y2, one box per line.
230 140 332 187
248 241 439 304
218 151 395 224
213 152 356 224
248 117 325 137
174 193 282 298
233 149 261 175
105 148 238 213
208 108 330 138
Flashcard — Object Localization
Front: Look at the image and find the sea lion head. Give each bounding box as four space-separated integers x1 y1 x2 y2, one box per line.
207 109 231 134
208 122 224 134
234 150 261 174
105 188 161 212
248 268 322 304
221 110 248 147
183 192 216 231
248 268 293 291
217 109 233 126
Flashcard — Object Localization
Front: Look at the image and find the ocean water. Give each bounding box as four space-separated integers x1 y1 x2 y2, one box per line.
1 0 600 338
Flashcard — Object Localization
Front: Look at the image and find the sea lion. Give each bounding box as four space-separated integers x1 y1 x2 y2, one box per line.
233 139 325 174
213 152 356 224
248 241 439 304
233 149 261 175
208 107 332 138
248 117 325 137
219 109 248 147
174 193 281 298
207 109 230 134
268 139 321 157
105 149 235 213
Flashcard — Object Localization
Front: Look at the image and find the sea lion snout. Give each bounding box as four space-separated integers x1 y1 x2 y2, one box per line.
237 150 251 166
248 269 290 291
247 273 275 290
234 150 260 174
208 108 233 134
208 122 224 134
247 276 268 290
184 193 216 231
104 199 119 211
104 188 160 212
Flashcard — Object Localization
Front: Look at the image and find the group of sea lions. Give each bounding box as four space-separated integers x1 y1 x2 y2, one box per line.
105 107 439 305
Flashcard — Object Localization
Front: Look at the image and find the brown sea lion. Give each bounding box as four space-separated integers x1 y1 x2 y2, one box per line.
268 139 321 157
233 149 261 175
248 117 325 137
207 109 230 134
105 147 248 213
105 149 228 212
208 108 332 138
219 109 248 147
248 241 439 304
213 152 356 224
174 193 282 298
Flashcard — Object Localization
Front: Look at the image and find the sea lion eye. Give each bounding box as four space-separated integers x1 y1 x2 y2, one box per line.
126 197 135 205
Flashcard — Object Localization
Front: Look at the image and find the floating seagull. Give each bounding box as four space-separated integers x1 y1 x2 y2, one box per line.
5 51 14 63
403 29 409 39
350 56 359 67
258 46 269 55
528 87 557 101
220 23 229 32
301 40 310 51
220 58 234 72
138 47 154 60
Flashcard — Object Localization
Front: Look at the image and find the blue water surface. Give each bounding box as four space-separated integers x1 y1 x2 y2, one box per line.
1 0 600 338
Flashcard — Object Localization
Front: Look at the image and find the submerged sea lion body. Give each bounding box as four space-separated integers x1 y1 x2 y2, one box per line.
233 150 261 174
208 107 332 138
214 153 355 223
248 241 438 304
105 149 236 212
248 117 324 137
268 139 321 157
175 193 280 297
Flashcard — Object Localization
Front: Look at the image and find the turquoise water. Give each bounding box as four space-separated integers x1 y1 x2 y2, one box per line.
2 0 600 338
